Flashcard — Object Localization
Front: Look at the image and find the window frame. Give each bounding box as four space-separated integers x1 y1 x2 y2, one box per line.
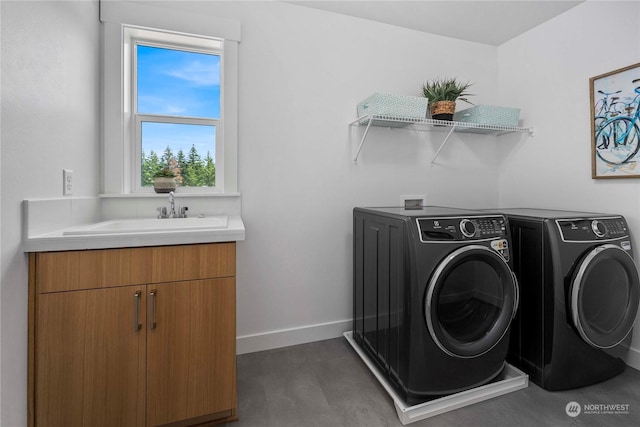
100 2 240 196
128 28 224 193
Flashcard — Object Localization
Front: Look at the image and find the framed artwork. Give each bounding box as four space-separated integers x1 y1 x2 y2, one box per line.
590 63 640 178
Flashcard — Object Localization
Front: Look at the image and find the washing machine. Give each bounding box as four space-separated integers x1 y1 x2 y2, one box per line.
353 206 519 404
502 208 640 390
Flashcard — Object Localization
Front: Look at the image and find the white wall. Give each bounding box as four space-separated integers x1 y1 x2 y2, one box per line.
1 1 101 425
498 1 640 364
162 0 507 351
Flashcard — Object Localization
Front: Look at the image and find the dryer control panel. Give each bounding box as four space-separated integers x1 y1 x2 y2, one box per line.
417 216 508 242
557 217 629 241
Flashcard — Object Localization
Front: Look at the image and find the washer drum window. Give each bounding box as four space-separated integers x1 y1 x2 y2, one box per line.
425 245 519 359
571 244 640 349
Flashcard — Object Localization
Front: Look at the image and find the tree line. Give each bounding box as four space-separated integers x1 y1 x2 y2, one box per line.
142 145 215 187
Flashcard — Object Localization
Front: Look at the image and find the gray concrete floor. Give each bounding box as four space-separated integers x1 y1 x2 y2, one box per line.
223 337 640 427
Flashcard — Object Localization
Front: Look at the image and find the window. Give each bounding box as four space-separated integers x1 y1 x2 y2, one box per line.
127 27 223 193
100 2 240 195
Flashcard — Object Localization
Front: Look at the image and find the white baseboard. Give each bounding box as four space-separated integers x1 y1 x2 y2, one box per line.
236 318 352 355
236 321 640 373
624 345 640 371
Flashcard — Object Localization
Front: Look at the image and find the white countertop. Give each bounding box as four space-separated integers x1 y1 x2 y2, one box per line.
23 215 245 252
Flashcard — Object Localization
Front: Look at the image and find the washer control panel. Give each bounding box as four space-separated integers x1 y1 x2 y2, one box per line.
417 216 508 242
557 217 629 241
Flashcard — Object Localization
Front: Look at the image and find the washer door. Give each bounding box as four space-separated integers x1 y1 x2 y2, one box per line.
570 244 640 349
425 245 519 359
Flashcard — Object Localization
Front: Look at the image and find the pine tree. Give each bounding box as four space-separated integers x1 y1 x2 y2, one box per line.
186 145 204 186
204 151 216 186
176 149 187 185
142 150 163 186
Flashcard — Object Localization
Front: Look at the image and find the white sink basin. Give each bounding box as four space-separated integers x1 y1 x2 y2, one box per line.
62 216 229 236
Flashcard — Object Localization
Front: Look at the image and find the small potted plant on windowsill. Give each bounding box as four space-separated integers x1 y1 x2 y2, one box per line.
422 78 474 121
153 168 177 193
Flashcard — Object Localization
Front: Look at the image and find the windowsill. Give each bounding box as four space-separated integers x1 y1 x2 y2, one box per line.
99 192 241 199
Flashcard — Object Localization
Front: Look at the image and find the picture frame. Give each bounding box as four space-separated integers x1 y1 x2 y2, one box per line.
590 63 640 178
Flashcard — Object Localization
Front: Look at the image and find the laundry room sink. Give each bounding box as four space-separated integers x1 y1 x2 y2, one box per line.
22 198 245 252
62 216 229 235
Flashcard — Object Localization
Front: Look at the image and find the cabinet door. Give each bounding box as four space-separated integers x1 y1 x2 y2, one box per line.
36 287 146 427
147 278 236 426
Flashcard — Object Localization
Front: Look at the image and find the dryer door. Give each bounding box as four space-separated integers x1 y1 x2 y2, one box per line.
425 245 519 359
570 244 640 349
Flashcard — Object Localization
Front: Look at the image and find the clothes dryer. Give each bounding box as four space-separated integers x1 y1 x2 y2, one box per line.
503 208 640 390
353 206 519 404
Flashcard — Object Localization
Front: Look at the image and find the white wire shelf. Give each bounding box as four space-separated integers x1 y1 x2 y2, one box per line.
349 114 534 164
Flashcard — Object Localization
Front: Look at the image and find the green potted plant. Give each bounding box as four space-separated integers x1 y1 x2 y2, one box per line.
153 168 177 193
422 78 473 121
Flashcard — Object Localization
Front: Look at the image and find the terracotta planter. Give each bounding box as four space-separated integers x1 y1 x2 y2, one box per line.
153 177 177 193
429 100 457 121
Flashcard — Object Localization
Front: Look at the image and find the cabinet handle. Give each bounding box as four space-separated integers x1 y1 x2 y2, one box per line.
150 289 157 330
134 291 142 332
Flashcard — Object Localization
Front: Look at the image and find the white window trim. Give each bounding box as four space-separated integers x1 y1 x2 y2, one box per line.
101 1 240 195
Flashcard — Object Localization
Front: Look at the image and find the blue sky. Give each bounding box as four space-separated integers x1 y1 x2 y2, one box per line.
137 44 220 158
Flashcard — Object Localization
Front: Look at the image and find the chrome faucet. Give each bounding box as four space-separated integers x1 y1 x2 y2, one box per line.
157 191 188 219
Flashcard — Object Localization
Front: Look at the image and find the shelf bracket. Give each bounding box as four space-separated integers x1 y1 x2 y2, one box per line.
353 118 374 163
430 124 457 166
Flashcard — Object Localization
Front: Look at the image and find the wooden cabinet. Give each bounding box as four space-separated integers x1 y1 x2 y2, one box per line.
35 286 147 427
28 243 238 427
147 278 236 426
